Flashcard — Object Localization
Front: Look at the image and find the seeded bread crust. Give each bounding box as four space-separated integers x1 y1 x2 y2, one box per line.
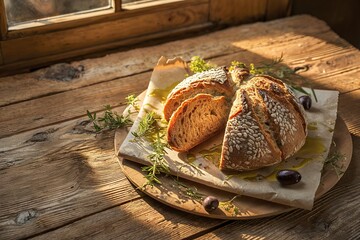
249 75 307 125
257 89 307 159
164 67 233 121
167 94 230 152
219 89 282 171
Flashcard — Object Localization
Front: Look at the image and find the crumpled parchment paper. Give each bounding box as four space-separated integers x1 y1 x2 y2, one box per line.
119 56 339 210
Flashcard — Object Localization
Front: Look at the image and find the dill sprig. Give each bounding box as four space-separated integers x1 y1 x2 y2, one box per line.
86 95 140 132
189 56 215 73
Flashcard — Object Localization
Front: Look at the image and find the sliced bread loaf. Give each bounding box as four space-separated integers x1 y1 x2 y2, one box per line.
165 67 307 172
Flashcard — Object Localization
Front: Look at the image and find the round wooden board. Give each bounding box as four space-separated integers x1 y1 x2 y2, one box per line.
114 92 353 219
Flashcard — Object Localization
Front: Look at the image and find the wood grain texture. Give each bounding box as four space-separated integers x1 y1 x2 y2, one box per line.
0 114 143 239
2 15 357 107
195 136 360 240
1 3 209 64
0 22 213 77
5 0 208 39
210 0 267 24
0 35 359 138
0 72 149 138
339 89 360 136
0 15 359 240
31 198 227 240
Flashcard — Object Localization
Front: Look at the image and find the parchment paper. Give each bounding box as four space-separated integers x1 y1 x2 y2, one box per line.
119 56 339 210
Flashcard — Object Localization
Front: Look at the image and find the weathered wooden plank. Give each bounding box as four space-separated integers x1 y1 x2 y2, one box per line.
6 134 358 240
339 89 360 136
31 198 227 240
0 15 334 107
0 112 143 239
194 136 360 240
211 48 360 93
0 76 357 240
0 22 213 77
210 0 267 24
0 72 150 138
0 105 227 239
1 44 359 139
1 3 209 64
6 0 208 38
1 33 357 110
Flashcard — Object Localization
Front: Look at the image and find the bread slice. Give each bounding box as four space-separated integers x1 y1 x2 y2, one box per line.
248 75 307 159
164 67 233 121
167 94 230 152
219 89 282 171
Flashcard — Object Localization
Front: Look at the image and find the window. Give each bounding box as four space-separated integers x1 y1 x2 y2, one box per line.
5 0 112 27
0 0 290 76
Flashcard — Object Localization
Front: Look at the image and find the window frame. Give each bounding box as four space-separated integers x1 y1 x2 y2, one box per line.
0 0 290 76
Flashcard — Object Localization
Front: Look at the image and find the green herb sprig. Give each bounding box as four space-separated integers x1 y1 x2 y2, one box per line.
193 55 317 101
86 94 139 132
219 195 241 216
131 111 170 187
189 56 215 73
141 130 170 186
171 178 204 201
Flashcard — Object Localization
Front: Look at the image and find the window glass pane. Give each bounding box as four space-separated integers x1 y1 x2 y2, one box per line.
4 0 112 26
122 0 162 5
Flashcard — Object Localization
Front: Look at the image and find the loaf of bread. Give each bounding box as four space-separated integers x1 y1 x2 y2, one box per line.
164 67 307 171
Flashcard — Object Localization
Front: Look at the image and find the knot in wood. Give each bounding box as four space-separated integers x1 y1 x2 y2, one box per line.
44 63 85 81
15 209 37 225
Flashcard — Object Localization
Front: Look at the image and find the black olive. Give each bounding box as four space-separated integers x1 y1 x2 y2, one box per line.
203 196 219 212
276 170 302 185
299 95 312 110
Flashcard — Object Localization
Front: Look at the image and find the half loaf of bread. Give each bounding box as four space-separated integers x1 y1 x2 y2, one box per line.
165 67 307 171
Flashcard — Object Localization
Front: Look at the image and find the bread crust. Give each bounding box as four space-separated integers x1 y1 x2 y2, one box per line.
219 89 282 171
163 67 233 121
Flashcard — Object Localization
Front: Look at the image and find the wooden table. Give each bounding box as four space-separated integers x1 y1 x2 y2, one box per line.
1 15 359 239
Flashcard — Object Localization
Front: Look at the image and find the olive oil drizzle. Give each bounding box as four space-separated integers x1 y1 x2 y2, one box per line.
226 137 326 182
186 144 222 165
150 81 181 103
